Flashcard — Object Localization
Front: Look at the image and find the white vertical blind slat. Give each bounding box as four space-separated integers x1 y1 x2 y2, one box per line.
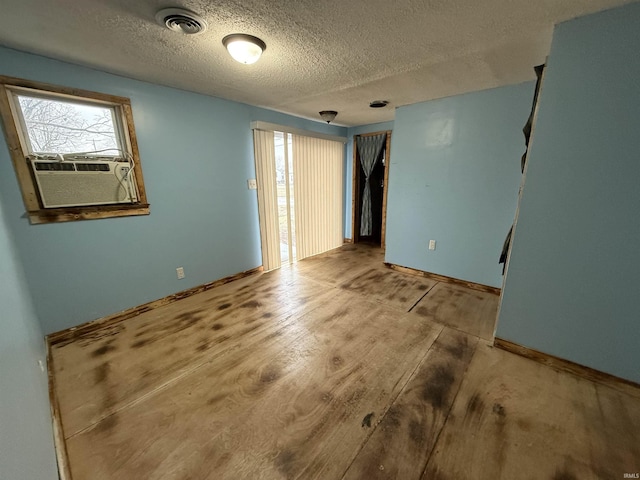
253 130 281 271
292 134 344 260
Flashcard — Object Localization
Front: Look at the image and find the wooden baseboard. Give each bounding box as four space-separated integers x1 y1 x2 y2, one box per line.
494 338 640 398
384 262 500 295
343 238 353 244
47 265 264 347
47 342 71 480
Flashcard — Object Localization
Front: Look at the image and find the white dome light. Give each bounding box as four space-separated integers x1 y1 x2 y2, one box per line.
222 34 266 65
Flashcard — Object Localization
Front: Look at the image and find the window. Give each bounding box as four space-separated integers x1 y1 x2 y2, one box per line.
0 75 149 224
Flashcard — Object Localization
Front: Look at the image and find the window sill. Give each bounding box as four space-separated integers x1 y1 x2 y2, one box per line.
27 203 150 224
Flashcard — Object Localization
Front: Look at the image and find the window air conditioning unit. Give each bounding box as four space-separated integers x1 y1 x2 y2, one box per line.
30 159 138 208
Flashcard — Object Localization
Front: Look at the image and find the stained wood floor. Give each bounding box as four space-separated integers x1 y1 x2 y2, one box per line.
50 244 640 480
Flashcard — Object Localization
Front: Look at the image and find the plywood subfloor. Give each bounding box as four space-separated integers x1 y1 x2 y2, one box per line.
411 282 499 340
50 244 640 480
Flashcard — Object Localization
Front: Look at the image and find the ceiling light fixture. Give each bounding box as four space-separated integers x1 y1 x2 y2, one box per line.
222 34 266 65
369 100 389 108
319 110 338 124
155 8 207 35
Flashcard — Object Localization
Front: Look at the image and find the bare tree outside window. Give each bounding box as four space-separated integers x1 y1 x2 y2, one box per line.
17 95 119 155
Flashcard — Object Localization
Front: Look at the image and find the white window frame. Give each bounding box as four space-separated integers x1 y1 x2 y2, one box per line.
0 75 149 224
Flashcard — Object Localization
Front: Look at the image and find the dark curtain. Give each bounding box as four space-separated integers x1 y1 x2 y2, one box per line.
356 133 386 236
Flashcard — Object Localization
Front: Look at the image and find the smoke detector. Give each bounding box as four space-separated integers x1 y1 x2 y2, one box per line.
155 8 207 35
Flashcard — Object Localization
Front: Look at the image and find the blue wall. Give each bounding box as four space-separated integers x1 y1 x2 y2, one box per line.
0 47 346 334
345 121 395 239
496 3 640 383
0 196 58 478
384 84 534 288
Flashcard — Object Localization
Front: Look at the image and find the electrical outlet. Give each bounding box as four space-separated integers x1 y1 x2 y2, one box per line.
247 179 257 190
429 240 436 251
176 267 185 279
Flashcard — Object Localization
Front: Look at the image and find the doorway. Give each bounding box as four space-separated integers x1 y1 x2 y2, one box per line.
351 131 391 247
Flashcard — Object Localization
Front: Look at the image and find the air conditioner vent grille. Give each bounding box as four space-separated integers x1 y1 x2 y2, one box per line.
156 8 207 35
34 162 74 171
75 163 110 172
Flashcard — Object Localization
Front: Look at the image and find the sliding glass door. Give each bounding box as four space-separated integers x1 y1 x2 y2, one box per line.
253 128 343 271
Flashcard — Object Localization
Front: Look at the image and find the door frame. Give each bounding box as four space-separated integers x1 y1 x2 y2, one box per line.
351 130 392 248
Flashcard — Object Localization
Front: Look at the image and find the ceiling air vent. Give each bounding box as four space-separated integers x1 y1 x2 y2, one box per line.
155 8 208 35
369 100 389 108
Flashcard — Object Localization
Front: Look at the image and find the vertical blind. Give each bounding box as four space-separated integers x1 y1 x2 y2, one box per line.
253 128 344 269
253 129 281 271
292 134 344 261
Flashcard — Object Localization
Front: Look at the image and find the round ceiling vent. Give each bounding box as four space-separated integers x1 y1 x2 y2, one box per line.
369 100 389 108
155 8 207 35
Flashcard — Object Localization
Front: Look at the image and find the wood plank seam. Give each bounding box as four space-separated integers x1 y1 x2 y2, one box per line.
407 281 439 313
337 326 446 478
66 354 220 439
417 344 482 479
64 353 221 439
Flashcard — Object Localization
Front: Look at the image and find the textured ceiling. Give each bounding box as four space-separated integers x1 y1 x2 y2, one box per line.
0 0 633 126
